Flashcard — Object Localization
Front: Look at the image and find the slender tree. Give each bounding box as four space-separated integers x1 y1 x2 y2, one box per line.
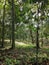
11 0 15 49
35 3 40 65
2 0 6 47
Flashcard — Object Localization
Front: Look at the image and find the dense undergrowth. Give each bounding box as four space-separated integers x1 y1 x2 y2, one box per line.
0 44 49 65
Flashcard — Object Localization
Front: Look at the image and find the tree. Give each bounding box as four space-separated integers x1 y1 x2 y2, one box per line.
11 0 15 49
2 0 6 47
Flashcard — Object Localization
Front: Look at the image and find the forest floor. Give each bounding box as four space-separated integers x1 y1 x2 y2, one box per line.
0 41 49 65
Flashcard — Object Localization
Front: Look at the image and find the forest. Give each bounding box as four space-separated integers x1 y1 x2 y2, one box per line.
0 0 49 65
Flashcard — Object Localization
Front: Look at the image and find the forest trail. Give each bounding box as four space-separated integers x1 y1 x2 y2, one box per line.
15 41 26 45
4 39 32 46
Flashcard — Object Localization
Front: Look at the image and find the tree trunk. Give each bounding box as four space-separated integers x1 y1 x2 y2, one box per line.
36 25 39 49
11 0 15 49
36 25 39 65
2 0 6 47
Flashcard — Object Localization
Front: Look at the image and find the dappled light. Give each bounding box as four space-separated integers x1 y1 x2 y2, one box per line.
0 0 49 65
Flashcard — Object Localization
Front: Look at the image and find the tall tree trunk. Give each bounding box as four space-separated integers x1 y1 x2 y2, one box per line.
2 0 6 47
11 0 15 49
36 25 39 65
36 6 40 65
36 25 39 50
